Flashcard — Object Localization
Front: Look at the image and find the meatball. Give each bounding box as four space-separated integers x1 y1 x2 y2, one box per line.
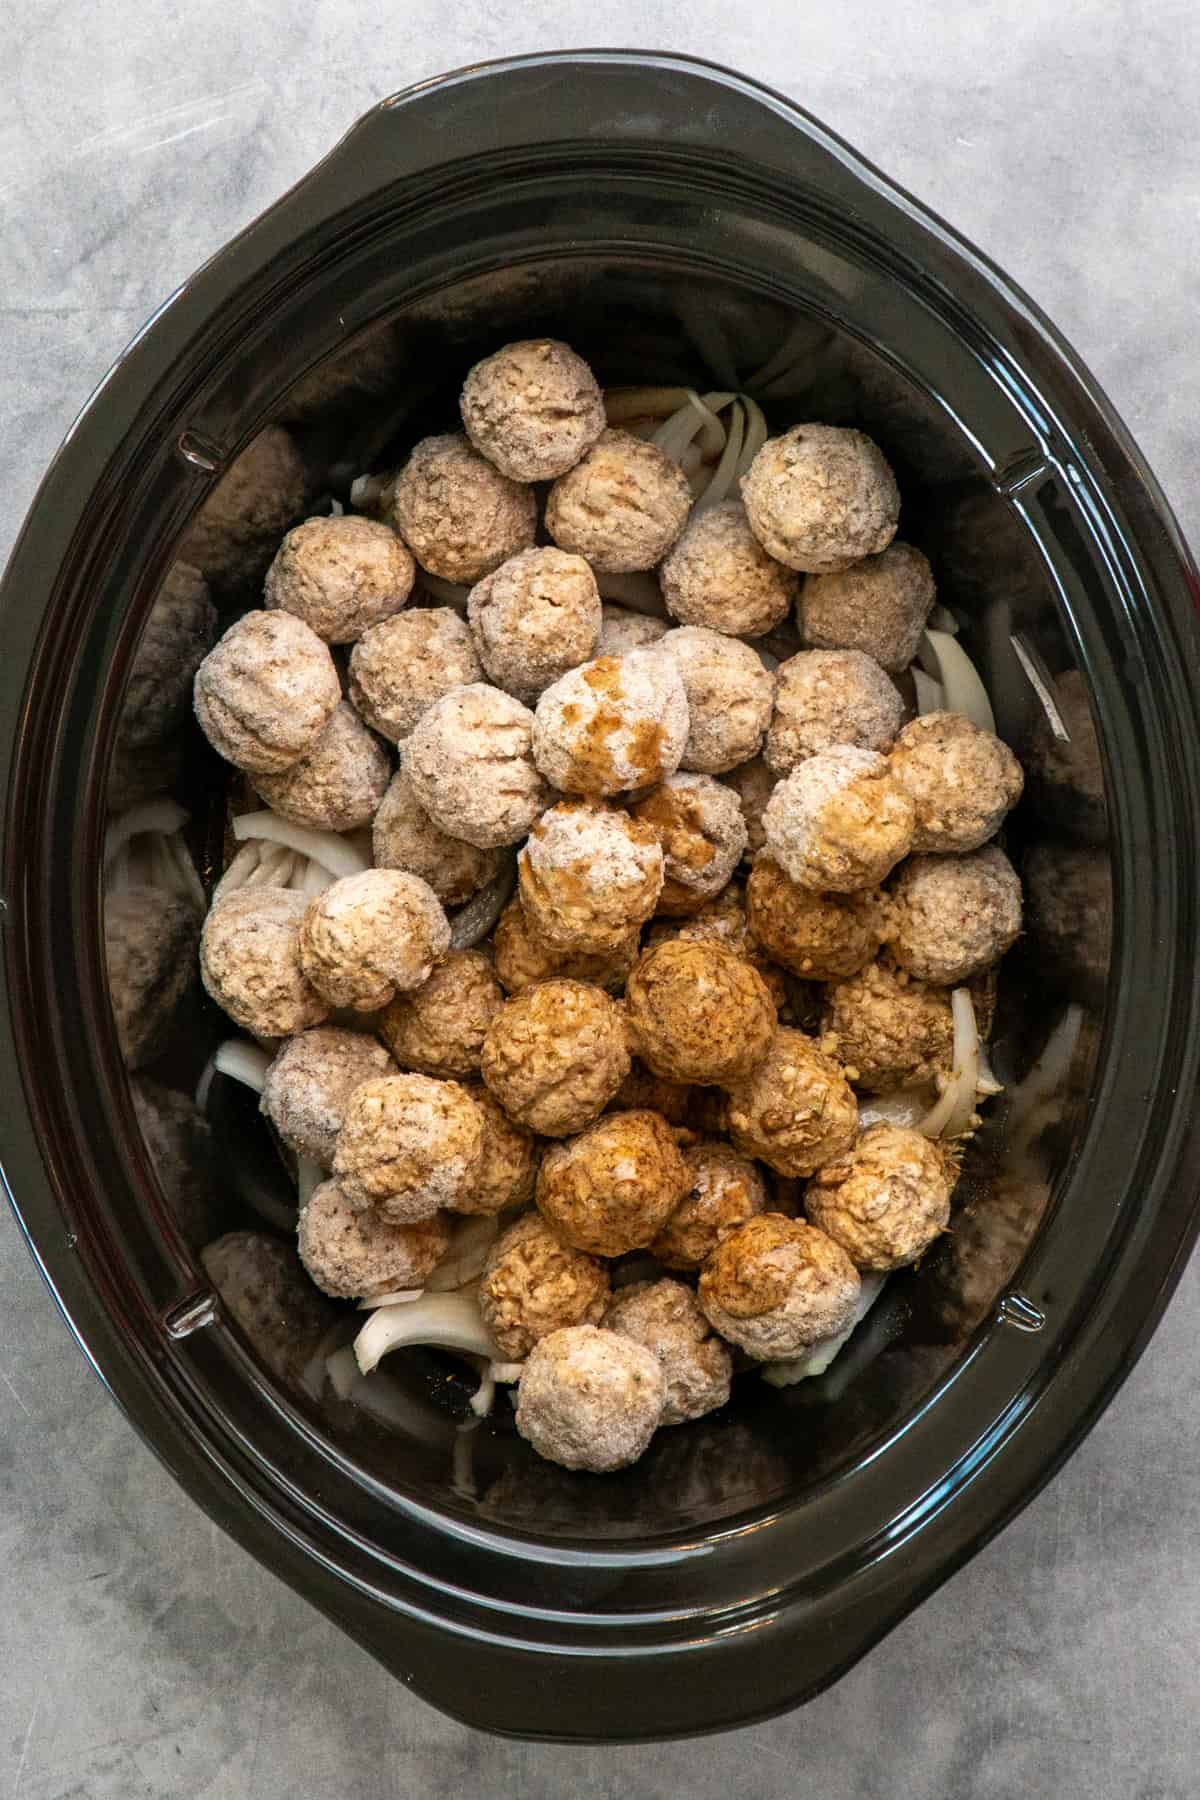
404 683 550 851
799 542 935 673
298 1178 451 1299
532 650 688 797
888 711 1024 854
298 869 450 1011
631 773 748 914
603 1279 731 1425
650 1140 770 1271
492 896 639 996
347 607 483 745
698 1214 861 1359
741 424 899 574
261 1026 393 1166
264 514 415 644
119 560 216 748
890 846 1023 984
643 879 789 1013
193 610 340 775
719 756 777 861
371 767 503 908
387 431 536 584
252 702 391 832
479 1212 611 1361
746 855 886 980
807 1124 955 1275
515 1325 666 1472
610 1062 698 1129
657 627 775 775
460 338 606 481
480 978 630 1137
545 428 692 573
467 548 601 702
453 1085 540 1215
625 940 776 1086
106 888 199 1068
725 1028 859 1177
537 1110 688 1257
332 1073 483 1221
596 603 670 657
821 958 954 1092
518 800 663 954
180 426 309 598
378 948 504 1078
659 499 797 637
762 746 915 892
765 649 903 774
199 887 328 1038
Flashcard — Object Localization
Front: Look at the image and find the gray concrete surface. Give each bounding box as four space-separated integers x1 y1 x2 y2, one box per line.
2 4 1199 1795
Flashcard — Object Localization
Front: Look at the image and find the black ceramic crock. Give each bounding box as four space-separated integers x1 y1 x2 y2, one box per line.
2 53 1199 1741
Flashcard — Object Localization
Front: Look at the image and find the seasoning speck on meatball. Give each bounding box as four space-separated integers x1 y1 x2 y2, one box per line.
480 977 630 1137
348 607 483 745
660 498 797 637
800 542 935 673
200 887 328 1039
604 1278 731 1425
631 772 748 915
371 766 504 907
518 799 664 954
890 846 1022 984
515 1325 666 1472
537 1109 688 1258
298 869 450 1011
806 1122 956 1270
546 428 692 573
741 424 900 574
821 957 954 1092
252 701 391 832
332 1072 483 1221
479 1212 610 1361
725 1028 858 1177
596 603 670 657
746 855 886 980
492 896 639 996
264 514 415 644
378 947 504 1078
658 626 776 775
460 339 606 481
765 649 903 774
888 711 1024 853
298 1178 451 1298
387 431 536 584
261 1025 394 1166
698 1214 860 1359
404 683 550 850
532 649 688 797
468 548 601 702
625 940 776 1086
762 745 914 892
650 1139 770 1270
194 610 340 775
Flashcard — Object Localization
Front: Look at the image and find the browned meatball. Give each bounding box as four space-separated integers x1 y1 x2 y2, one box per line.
378 948 505 1078
518 800 664 954
741 425 899 574
453 1085 540 1215
624 940 776 1086
536 1110 688 1257
821 957 954 1092
460 339 606 481
532 650 688 797
805 1123 957 1270
725 1028 858 1177
492 897 639 996
478 1212 610 1361
650 1139 770 1270
546 428 692 573
888 711 1024 854
746 856 886 981
388 432 536 584
480 978 630 1137
698 1214 861 1359
890 847 1023 984
332 1073 483 1222
264 514 414 643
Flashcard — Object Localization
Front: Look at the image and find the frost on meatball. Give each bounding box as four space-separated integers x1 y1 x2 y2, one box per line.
180 426 309 598
492 896 639 996
596 603 670 657
199 887 328 1039
404 683 550 850
252 702 391 832
371 767 503 908
193 610 340 775
387 432 536 584
298 1178 451 1299
532 650 688 797
480 977 630 1137
261 1026 393 1166
479 1212 610 1361
806 1123 957 1271
118 561 217 749
624 940 776 1086
518 800 664 954
719 756 778 862
821 958 954 1092
467 548 601 702
650 1139 770 1271
659 499 797 637
799 542 936 673
741 424 900 575
889 711 1024 854
106 889 200 1068
537 1110 688 1257
264 514 415 644
332 1073 483 1221
378 948 504 1078
746 855 886 980
762 746 914 892
890 846 1022 985
725 1028 859 1177
631 773 747 915
604 1279 731 1426
460 338 606 481
298 869 450 1011
657 627 775 775
454 1084 540 1215
765 649 903 774
545 428 692 573
698 1214 861 1360
515 1325 666 1472
347 607 483 745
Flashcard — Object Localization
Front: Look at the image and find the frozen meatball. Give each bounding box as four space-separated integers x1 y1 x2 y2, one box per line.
348 607 483 745
604 1279 731 1425
800 542 935 673
545 428 692 573
479 1212 610 1361
492 896 638 996
658 627 775 774
332 1073 483 1221
119 561 217 748
746 855 886 980
252 702 391 832
763 746 914 892
480 978 630 1137
468 548 601 702
631 773 748 914
378 948 504 1078
537 1110 688 1257
719 756 778 861
597 603 670 657
660 499 797 637
532 650 688 797
518 800 663 954
181 426 309 597
298 1178 451 1299
610 1061 698 1129
821 958 954 1092
387 432 536 584
625 940 775 1085
454 1085 540 1215
193 610 340 775
515 1325 666 1472
806 1123 956 1271
298 869 450 1011
106 889 199 1068
741 424 899 575
765 649 903 774
405 683 550 851
261 1027 392 1166
725 1028 858 1177
264 515 415 644
460 338 606 480
642 880 788 1013
888 711 1024 854
698 1215 860 1359
371 767 503 908
200 887 328 1038
890 846 1022 984
650 1140 770 1271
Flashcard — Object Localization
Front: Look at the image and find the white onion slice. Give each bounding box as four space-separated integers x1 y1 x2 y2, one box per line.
918 630 997 735
604 387 692 427
357 1288 426 1311
737 395 769 473
761 1274 888 1386
469 1362 496 1419
696 398 746 510
231 811 369 881
353 1290 502 1378
424 1214 501 1293
489 1360 525 1385
912 667 946 716
918 988 979 1140
213 1038 272 1095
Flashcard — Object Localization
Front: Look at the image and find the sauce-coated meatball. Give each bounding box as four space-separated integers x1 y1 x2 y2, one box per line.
479 1213 610 1361
725 1028 858 1177
536 1110 688 1257
806 1122 956 1270
698 1214 861 1359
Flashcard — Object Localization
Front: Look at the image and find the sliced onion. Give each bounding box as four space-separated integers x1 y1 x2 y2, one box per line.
604 386 691 427
912 667 946 716
489 1360 525 1385
918 630 997 735
357 1288 426 1311
424 1214 501 1293
928 604 960 636
918 988 979 1140
213 1038 273 1095
349 471 395 514
696 398 746 510
976 1041 1005 1099
737 395 769 474
469 1362 496 1419
353 1289 502 1378
761 1274 888 1386
231 811 369 881
448 855 516 951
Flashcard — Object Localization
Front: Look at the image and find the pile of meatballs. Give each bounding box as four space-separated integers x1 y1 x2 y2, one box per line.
191 337 1026 1474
